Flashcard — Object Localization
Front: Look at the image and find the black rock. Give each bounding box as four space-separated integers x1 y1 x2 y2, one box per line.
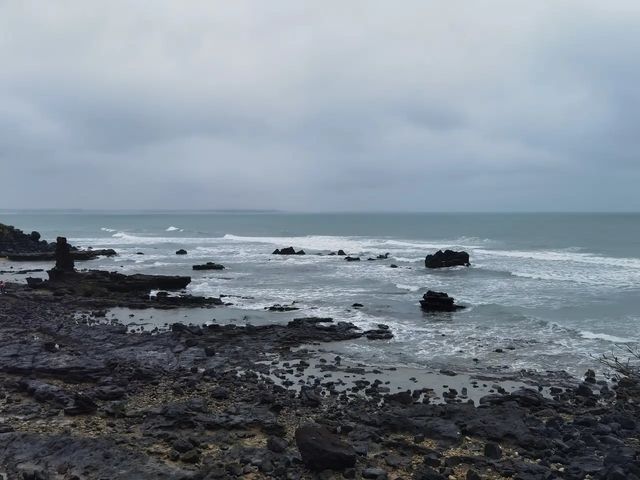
419 291 465 312
484 442 502 459
345 256 360 262
362 467 388 479
425 250 470 268
175 249 188 255
273 247 305 255
295 424 356 471
192 262 225 270
267 436 288 453
337 250 347 256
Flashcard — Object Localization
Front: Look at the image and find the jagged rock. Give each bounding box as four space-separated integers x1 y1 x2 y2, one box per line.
273 247 305 255
29 270 192 298
424 250 470 268
192 262 225 271
295 423 356 471
419 291 465 312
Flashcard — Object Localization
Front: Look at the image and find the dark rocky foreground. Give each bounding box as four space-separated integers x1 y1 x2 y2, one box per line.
0 283 639 480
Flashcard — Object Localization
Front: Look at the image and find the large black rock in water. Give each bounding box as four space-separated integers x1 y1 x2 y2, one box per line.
425 249 470 268
192 262 225 271
295 424 356 471
419 290 465 312
272 247 305 255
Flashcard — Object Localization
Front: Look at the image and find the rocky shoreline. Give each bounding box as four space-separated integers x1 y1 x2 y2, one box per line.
0 230 638 479
0 283 638 479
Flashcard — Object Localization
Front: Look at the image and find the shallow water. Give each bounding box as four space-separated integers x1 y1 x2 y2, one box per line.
2 211 639 377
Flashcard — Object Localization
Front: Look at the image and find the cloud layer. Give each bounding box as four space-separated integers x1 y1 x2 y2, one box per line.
1 1 639 211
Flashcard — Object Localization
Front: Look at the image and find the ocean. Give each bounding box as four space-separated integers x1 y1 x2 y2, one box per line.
2 211 639 378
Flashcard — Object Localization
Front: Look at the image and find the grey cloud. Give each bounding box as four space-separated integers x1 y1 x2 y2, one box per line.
1 1 639 211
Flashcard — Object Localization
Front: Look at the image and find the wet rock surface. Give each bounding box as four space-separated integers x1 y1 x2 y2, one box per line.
420 290 465 312
192 262 225 271
425 249 471 268
272 247 306 255
0 283 638 479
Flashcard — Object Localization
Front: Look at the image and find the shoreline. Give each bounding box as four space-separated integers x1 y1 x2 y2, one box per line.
1 281 638 479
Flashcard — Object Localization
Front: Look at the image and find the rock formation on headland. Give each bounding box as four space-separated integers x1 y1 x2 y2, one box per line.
425 249 470 268
0 223 50 255
419 290 465 312
0 222 116 261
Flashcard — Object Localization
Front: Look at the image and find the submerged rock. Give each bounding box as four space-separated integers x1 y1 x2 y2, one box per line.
424 250 470 268
419 290 465 312
192 262 225 271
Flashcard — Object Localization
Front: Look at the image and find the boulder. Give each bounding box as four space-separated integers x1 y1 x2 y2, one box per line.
273 247 305 255
344 256 360 262
295 423 356 471
425 250 470 268
192 262 225 271
419 291 465 312
175 249 188 255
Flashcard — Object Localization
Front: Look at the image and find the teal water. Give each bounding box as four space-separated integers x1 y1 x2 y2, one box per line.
2 211 639 376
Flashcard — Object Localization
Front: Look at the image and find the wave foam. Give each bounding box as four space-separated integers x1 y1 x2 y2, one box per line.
579 330 635 343
166 226 180 232
476 248 640 269
100 227 116 233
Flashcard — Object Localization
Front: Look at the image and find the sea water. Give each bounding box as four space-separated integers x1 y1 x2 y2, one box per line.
2 211 639 377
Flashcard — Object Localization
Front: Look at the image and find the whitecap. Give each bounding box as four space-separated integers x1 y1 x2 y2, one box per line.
166 226 180 232
579 331 635 343
396 283 420 292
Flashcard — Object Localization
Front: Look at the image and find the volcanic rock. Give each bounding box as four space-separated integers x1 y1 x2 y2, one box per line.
273 247 305 255
295 423 356 471
419 291 465 312
192 262 225 271
424 250 470 268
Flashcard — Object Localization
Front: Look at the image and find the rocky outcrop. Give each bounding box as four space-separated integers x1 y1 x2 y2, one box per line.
6 249 117 262
295 424 356 471
26 270 192 300
419 290 465 312
0 223 52 256
424 249 470 268
0 224 116 261
273 247 305 255
175 249 188 255
192 262 225 271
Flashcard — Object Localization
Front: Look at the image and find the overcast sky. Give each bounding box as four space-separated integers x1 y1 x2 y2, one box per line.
1 1 639 211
